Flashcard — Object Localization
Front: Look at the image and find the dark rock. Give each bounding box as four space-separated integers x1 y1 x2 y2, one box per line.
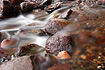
9 0 24 6
0 32 2 42
20 2 34 13
40 0 52 6
3 1 19 18
15 44 44 57
30 2 38 9
102 52 105 56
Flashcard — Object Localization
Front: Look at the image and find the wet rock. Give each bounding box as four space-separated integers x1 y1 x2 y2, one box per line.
38 0 52 9
40 0 52 6
15 44 44 57
1 39 18 49
3 1 19 18
46 2 62 13
36 29 47 36
9 0 24 6
45 18 70 35
45 31 73 54
57 51 71 59
20 2 34 13
0 56 33 70
58 9 73 19
30 53 58 70
0 53 58 70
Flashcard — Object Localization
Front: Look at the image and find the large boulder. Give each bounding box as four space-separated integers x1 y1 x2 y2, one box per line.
0 56 33 70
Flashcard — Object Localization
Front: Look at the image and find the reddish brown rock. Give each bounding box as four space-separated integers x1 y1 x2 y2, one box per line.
45 18 70 35
0 53 58 70
0 56 33 70
45 31 72 54
1 39 18 49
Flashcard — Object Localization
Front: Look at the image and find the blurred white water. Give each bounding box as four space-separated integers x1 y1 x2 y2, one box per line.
0 5 69 32
0 5 71 48
0 14 47 47
0 15 45 29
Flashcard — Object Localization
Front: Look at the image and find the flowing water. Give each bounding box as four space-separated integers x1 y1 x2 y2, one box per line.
0 1 105 69
0 6 70 48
